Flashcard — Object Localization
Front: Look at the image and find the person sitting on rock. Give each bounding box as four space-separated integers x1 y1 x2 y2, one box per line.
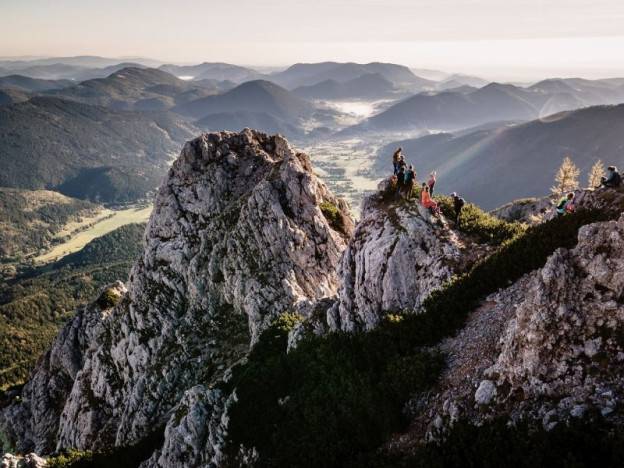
392 147 403 175
601 166 622 188
396 164 406 197
556 192 575 216
427 171 437 196
451 192 465 227
403 165 416 199
421 183 440 215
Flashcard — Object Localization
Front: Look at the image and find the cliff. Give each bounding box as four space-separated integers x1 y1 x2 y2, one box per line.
1 129 353 460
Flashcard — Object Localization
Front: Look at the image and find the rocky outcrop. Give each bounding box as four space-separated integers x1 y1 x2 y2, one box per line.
329 180 476 331
0 453 47 468
490 197 552 225
141 385 234 468
405 213 624 443
0 130 352 459
491 186 624 225
0 282 126 454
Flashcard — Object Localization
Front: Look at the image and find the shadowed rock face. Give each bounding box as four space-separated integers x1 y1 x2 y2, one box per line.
0 129 353 457
406 213 624 444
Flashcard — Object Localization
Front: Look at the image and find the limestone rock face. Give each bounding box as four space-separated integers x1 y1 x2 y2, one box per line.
410 214 624 441
0 130 352 458
486 215 624 423
0 452 47 468
329 182 468 331
0 281 126 454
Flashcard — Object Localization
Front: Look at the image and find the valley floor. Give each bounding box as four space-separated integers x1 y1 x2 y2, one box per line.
34 205 152 264
303 139 382 215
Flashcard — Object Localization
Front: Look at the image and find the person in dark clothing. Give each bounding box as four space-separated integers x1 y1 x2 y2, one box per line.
392 147 403 175
451 192 465 227
427 171 437 196
396 165 406 197
403 165 416 199
601 166 622 188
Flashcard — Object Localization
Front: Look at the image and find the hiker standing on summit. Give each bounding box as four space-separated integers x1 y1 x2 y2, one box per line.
427 171 437 196
392 147 403 175
404 165 416 199
451 192 465 227
396 164 406 197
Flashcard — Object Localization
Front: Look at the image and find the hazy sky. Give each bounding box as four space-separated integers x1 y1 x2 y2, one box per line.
3 0 624 80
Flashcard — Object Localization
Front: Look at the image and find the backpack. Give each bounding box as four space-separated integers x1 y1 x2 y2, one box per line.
557 197 567 210
613 172 622 186
405 170 414 184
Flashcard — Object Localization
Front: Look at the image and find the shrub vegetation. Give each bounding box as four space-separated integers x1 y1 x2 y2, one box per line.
225 207 617 467
369 416 624 468
0 223 144 388
436 195 526 244
320 200 346 234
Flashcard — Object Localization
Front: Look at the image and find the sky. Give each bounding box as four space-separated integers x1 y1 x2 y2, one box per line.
2 0 624 80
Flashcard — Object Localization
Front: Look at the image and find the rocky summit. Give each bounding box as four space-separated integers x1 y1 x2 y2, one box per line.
0 130 352 461
2 130 624 467
329 179 479 332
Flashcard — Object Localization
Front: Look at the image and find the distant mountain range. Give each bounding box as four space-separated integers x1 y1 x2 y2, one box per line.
0 75 73 92
44 67 221 111
159 62 263 82
345 79 624 136
375 104 624 209
173 79 313 120
292 73 401 101
0 97 198 202
196 110 304 137
436 73 490 90
0 55 162 69
269 62 435 91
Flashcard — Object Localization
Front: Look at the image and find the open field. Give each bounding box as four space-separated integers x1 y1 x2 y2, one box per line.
35 205 152 263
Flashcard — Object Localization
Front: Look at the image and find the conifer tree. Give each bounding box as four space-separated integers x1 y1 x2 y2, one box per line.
551 156 580 196
587 159 605 188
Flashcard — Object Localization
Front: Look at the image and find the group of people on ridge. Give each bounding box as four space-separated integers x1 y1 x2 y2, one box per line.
390 147 465 226
391 149 621 222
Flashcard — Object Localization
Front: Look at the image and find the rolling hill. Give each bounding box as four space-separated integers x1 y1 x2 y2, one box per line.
0 75 72 92
195 110 304 137
346 80 624 135
375 104 624 209
0 188 100 262
44 67 218 111
269 61 435 90
0 97 198 202
0 88 29 106
159 62 263 82
173 79 314 121
292 73 399 100
0 222 145 388
0 55 161 70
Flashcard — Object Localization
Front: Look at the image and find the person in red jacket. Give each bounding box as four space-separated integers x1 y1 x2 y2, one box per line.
420 183 440 215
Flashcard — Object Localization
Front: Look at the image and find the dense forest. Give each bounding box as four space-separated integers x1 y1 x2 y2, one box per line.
0 223 145 389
